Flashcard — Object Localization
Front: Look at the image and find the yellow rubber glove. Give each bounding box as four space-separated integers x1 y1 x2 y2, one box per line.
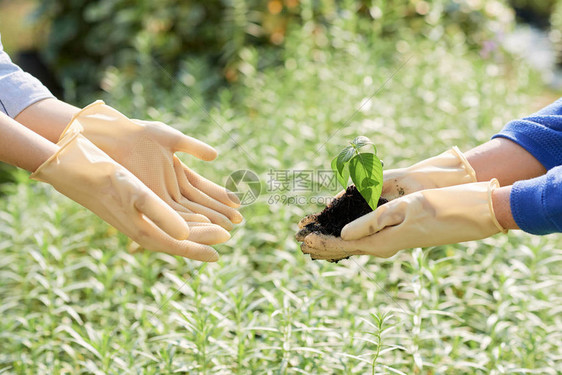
300 180 506 261
381 146 476 200
297 147 476 230
31 133 228 262
61 101 242 230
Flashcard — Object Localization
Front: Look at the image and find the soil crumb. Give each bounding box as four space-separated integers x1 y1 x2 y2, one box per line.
307 185 387 237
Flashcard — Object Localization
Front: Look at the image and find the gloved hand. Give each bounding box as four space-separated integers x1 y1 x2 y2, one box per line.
296 147 477 247
61 101 243 230
381 146 476 200
31 132 229 262
300 180 506 261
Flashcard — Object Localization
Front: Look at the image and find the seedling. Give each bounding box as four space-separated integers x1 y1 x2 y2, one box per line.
331 136 383 210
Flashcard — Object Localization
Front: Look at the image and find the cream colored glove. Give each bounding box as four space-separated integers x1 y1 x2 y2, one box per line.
296 147 477 243
300 180 506 262
381 146 476 200
31 133 229 262
61 101 242 230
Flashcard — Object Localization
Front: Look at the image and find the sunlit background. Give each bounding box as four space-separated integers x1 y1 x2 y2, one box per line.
1 1 562 373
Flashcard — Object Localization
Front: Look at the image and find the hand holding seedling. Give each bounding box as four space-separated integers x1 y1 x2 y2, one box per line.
300 180 507 260
295 136 386 261
296 142 513 262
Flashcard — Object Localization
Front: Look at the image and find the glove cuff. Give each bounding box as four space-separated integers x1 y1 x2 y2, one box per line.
450 146 477 183
487 178 508 234
383 147 478 199
58 100 106 142
30 130 82 183
406 146 478 187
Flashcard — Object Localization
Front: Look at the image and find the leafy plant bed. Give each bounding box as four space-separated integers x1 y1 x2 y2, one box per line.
296 185 388 242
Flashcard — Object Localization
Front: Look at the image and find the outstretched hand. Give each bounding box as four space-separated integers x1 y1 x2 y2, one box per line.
63 101 243 232
32 133 227 262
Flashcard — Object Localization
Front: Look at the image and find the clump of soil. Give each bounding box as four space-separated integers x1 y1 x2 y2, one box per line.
295 185 388 262
307 185 388 237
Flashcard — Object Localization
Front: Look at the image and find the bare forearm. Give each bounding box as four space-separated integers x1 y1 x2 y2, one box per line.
464 138 546 186
492 185 518 230
0 112 58 172
15 98 80 143
464 138 542 231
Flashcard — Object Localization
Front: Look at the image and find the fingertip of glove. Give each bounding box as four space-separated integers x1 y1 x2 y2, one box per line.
200 248 219 262
295 227 312 242
172 221 191 241
340 224 356 241
193 142 218 161
128 241 142 254
217 226 231 242
299 242 315 256
217 219 234 231
298 214 318 229
202 147 218 161
300 242 349 263
231 211 244 224
180 213 212 224
303 232 323 247
154 214 191 241
176 241 220 262
341 211 381 241
176 136 218 161
226 191 241 207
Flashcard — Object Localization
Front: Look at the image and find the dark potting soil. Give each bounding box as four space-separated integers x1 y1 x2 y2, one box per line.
308 185 388 237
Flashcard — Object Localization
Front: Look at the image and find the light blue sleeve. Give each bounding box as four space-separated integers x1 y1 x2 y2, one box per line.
0 34 54 118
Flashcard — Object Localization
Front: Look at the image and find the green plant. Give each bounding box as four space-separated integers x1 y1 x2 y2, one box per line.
31 0 517 99
331 136 383 210
3 1 560 373
362 312 396 375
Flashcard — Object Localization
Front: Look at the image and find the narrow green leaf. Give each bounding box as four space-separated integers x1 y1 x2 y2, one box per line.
349 152 383 210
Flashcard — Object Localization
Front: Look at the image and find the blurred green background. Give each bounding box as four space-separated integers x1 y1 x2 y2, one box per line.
1 0 562 373
2 0 561 100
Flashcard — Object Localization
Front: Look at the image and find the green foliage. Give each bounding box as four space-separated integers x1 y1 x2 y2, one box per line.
2 1 561 373
363 312 397 375
32 0 518 99
509 0 560 26
0 164 16 186
552 0 562 65
331 136 383 210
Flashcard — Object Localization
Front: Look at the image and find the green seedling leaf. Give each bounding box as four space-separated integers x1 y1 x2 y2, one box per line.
351 136 372 148
338 145 356 164
331 146 354 189
351 136 377 155
331 155 350 190
349 152 383 210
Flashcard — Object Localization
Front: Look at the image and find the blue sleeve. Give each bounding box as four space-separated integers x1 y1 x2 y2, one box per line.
510 165 562 235
0 34 54 118
492 98 562 170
